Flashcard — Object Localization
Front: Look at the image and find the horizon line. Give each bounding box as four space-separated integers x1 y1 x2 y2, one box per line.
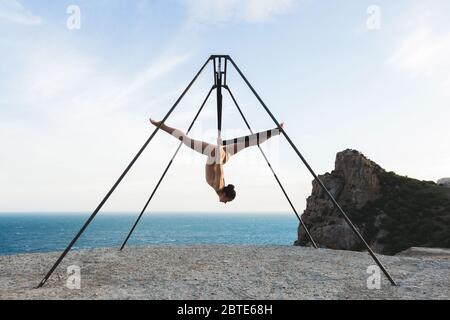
0 211 294 215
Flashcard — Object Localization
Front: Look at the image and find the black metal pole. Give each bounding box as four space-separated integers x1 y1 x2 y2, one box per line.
227 57 397 286
120 86 215 251
224 86 318 249
36 57 212 288
215 57 223 138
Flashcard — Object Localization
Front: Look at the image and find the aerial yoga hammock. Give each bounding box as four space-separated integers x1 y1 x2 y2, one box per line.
149 118 284 203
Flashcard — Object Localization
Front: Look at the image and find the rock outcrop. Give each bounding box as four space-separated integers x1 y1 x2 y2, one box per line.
295 149 450 255
437 178 450 188
396 247 450 260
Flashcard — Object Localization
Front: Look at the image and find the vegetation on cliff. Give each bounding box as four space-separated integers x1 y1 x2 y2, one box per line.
348 171 450 254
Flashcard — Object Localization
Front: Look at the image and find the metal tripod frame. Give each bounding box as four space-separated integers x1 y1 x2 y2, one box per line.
37 55 396 288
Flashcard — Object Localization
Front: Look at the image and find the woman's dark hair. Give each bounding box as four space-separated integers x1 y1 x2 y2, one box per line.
222 184 236 201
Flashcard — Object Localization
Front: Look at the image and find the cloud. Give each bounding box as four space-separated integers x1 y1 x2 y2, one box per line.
388 1 450 96
389 30 450 76
111 53 191 109
12 46 190 120
0 0 43 25
185 0 296 24
0 40 198 211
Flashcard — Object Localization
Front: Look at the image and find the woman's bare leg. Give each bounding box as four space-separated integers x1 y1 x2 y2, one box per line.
224 123 284 156
150 118 218 158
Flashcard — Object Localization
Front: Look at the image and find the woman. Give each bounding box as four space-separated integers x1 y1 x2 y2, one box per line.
150 118 284 203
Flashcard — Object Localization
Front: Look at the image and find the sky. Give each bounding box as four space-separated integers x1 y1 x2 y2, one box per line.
1 0 449 214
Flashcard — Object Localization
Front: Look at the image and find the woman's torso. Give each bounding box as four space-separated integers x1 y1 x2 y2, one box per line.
205 147 229 192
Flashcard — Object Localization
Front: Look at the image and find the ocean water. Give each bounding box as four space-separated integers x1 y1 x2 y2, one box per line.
0 213 299 256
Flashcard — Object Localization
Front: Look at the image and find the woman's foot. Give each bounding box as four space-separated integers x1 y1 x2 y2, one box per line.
278 122 284 133
150 118 162 126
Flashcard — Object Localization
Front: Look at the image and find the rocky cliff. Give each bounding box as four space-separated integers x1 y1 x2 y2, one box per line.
438 178 450 188
295 149 450 255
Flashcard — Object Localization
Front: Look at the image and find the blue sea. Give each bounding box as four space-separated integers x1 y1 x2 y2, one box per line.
0 213 299 256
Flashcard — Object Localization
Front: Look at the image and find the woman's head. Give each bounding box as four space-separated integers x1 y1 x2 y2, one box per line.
219 184 236 203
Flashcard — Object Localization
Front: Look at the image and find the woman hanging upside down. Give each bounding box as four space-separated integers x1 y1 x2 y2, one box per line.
150 118 284 204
